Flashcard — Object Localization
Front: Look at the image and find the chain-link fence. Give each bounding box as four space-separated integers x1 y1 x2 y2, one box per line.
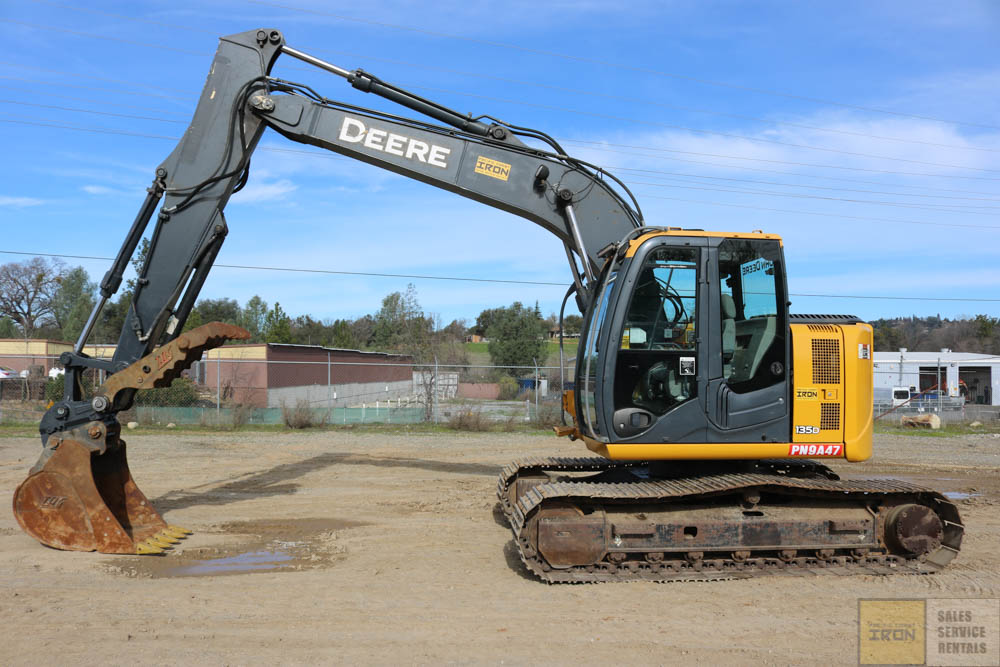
873 367 999 424
4 351 996 428
0 352 573 429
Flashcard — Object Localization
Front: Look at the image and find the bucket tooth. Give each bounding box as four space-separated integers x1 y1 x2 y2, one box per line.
136 542 165 555
145 537 175 550
153 531 181 544
166 525 193 536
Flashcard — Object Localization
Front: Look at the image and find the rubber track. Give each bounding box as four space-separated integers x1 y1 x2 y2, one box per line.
505 471 964 583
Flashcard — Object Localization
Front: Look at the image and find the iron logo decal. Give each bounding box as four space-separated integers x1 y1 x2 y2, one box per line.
474 156 511 181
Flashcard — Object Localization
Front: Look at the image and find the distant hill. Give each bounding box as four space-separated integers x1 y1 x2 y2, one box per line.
872 315 999 354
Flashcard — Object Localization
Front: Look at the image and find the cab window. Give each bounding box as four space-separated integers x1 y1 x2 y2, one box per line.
719 239 784 393
614 247 698 416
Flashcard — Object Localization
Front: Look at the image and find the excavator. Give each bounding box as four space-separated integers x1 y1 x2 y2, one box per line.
13 29 962 582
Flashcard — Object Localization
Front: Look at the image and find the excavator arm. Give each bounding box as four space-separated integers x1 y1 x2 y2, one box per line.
15 28 640 554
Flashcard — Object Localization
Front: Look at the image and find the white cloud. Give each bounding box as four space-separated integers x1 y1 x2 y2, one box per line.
228 178 298 204
0 196 43 208
81 185 116 195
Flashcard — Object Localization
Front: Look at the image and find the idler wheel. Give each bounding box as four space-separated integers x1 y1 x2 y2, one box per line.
884 504 943 556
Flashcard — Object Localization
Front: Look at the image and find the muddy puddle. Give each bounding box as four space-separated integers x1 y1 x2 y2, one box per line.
103 517 367 579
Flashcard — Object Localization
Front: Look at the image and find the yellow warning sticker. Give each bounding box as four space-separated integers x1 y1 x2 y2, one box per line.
474 156 511 181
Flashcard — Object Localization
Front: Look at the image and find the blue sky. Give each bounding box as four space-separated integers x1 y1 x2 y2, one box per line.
2 1 999 328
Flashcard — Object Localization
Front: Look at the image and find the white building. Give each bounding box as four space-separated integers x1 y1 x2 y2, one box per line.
873 349 1000 406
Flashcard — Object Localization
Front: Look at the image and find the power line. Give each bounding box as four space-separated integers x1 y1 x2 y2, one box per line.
0 60 198 95
610 166 1000 203
11 88 997 202
3 98 996 211
294 47 999 155
0 99 186 124
9 18 999 174
563 139 1000 182
27 0 217 35
319 74 1000 174
21 0 999 154
0 117 178 141
0 19 208 56
2 249 1000 303
1 87 191 116
0 250 564 286
3 116 998 231
8 73 1000 196
12 71 1000 187
633 192 1000 230
0 75 191 102
243 0 1000 132
626 179 1000 215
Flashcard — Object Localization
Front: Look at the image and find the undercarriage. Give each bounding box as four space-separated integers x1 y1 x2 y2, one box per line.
497 458 963 583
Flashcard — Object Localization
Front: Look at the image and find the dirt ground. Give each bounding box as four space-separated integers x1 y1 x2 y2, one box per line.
1 427 998 665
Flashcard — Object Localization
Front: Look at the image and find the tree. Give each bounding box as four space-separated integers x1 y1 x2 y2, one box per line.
125 237 151 293
974 314 998 340
371 284 432 358
195 297 241 325
182 308 204 334
440 319 468 343
0 256 65 337
263 302 293 343
290 314 331 346
563 314 583 336
486 301 547 375
0 315 17 338
472 306 504 337
349 314 375 349
50 266 97 343
330 319 359 349
241 295 268 341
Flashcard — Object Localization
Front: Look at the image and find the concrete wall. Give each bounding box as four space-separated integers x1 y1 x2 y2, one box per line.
267 379 414 408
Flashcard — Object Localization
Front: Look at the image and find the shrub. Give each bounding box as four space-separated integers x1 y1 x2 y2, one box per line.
446 408 491 432
534 402 563 429
44 373 96 403
135 377 201 407
497 375 519 400
281 399 326 429
231 403 253 428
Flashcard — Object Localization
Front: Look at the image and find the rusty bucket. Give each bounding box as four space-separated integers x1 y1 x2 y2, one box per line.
13 431 188 554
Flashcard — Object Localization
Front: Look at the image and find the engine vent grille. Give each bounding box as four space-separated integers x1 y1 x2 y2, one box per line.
812 338 841 384
820 403 841 431
807 324 837 332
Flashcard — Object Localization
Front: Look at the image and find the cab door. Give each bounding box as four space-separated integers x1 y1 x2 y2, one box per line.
704 238 789 441
602 238 710 443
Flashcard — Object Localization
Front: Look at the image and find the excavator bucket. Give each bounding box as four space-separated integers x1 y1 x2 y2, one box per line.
13 435 187 554
13 322 247 554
